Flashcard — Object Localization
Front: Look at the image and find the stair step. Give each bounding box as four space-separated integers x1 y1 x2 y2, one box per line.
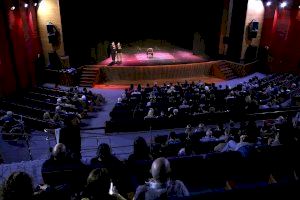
79 84 93 88
81 76 95 79
83 67 99 71
82 72 97 74
82 73 97 76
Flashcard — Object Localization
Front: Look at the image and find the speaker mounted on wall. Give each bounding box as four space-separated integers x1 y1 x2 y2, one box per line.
46 22 58 44
248 20 259 39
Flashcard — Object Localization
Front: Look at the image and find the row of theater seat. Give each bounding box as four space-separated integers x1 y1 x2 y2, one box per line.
127 145 299 194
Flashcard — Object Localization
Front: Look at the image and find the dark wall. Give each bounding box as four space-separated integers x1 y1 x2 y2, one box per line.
227 0 248 62
59 0 224 66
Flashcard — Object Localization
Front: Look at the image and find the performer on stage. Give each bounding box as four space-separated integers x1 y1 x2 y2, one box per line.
116 42 122 63
110 42 117 64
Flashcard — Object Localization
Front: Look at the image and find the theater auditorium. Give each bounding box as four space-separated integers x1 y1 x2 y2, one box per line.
1 0 300 199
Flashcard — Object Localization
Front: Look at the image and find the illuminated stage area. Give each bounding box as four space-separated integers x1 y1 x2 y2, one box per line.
92 41 212 87
99 43 209 66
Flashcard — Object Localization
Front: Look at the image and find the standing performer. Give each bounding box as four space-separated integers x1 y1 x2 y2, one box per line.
116 42 122 63
110 42 117 64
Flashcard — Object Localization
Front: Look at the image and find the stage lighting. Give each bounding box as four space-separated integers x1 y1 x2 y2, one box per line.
280 1 287 8
266 1 272 6
24 3 29 8
34 3 38 7
10 6 16 11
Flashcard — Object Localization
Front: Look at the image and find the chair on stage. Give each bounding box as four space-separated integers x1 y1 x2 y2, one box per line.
146 48 154 58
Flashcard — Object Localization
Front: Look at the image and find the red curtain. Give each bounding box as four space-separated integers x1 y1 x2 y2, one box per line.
260 1 300 73
0 0 42 95
0 4 17 96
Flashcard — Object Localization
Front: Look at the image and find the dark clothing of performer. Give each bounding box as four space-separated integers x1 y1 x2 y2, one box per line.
110 45 116 63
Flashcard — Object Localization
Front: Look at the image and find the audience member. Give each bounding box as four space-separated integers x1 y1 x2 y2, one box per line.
81 168 126 200
1 172 33 200
128 137 153 162
90 143 129 196
134 157 189 200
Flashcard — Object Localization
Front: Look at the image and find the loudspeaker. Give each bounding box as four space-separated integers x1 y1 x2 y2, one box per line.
46 23 57 44
248 21 259 39
47 24 55 34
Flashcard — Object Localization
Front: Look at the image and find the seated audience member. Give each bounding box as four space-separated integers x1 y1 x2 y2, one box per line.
128 137 153 162
234 135 255 158
293 112 300 127
0 111 16 133
115 97 125 108
81 168 126 200
0 111 14 124
194 123 206 135
1 172 34 200
90 143 128 196
144 108 156 119
134 157 189 200
168 108 179 119
200 129 217 142
185 124 193 139
214 130 231 152
268 133 281 147
178 140 195 156
41 143 87 193
220 134 240 152
166 131 181 145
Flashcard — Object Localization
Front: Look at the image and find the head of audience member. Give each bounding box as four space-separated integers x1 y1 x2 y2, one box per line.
6 111 13 117
205 129 213 138
133 137 151 159
173 109 179 116
56 98 62 105
209 106 216 113
55 106 62 113
185 124 192 138
97 143 112 161
52 143 67 161
84 168 111 200
150 157 171 184
2 172 33 200
64 114 79 127
43 112 51 121
137 84 142 91
81 95 87 102
183 140 194 156
168 131 177 141
145 108 155 119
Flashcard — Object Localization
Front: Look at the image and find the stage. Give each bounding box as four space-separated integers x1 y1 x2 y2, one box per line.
98 44 209 66
89 42 219 87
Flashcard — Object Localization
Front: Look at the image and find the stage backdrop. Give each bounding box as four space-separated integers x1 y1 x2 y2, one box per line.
0 0 42 96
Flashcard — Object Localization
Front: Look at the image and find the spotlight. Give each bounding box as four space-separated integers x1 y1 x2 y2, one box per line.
280 1 287 8
34 3 38 7
24 3 29 8
10 6 16 11
266 1 272 6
